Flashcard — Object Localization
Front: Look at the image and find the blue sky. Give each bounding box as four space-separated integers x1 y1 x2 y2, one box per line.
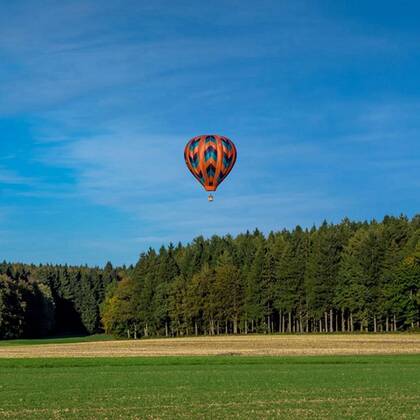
0 0 419 266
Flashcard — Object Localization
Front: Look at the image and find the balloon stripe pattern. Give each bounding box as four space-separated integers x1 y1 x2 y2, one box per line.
184 135 237 192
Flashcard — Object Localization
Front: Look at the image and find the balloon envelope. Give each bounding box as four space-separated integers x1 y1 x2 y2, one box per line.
184 135 237 192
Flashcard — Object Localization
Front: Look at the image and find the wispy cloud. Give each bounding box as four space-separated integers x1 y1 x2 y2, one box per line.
0 0 402 117
38 130 187 201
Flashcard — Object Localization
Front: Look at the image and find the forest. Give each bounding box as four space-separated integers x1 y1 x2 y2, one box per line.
0 262 119 339
0 215 419 339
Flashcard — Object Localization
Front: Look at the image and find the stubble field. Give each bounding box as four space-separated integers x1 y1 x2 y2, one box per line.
0 333 419 358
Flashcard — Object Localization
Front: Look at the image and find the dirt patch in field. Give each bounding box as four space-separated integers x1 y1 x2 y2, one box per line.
0 334 419 358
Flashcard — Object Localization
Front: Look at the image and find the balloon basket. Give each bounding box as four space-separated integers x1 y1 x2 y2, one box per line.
208 194 214 202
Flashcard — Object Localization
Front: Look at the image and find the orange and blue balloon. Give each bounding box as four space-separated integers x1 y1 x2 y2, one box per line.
184 135 237 200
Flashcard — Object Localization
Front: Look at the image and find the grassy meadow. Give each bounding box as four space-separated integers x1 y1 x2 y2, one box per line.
0 354 419 419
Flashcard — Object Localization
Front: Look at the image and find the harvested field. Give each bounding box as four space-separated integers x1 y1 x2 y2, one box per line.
1 334 419 358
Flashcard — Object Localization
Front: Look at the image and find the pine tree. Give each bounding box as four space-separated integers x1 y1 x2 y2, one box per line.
276 227 308 333
215 251 242 334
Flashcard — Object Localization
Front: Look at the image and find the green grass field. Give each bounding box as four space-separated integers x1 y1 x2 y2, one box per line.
1 355 419 419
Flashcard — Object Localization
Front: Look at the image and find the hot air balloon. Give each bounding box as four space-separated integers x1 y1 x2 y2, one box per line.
184 135 237 201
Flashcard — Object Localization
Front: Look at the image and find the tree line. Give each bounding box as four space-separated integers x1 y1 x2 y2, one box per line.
102 215 419 338
1 215 419 340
